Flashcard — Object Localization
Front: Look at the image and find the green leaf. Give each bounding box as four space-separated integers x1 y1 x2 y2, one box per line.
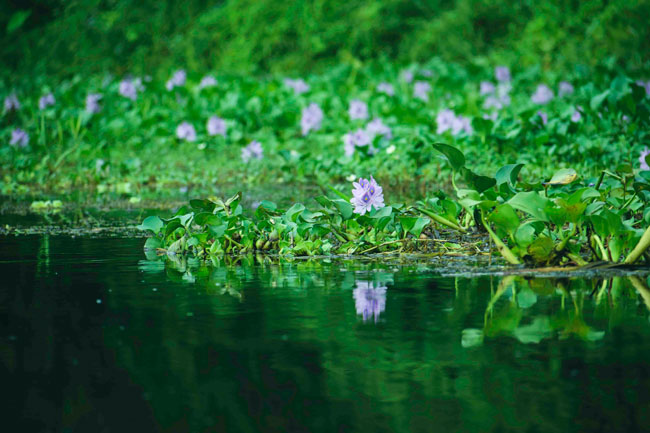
189 199 216 212
508 192 550 222
400 216 430 237
547 168 577 185
431 142 465 171
7 10 31 34
333 199 354 220
137 216 164 234
489 204 520 236
527 236 555 264
590 90 610 110
495 164 524 186
144 237 163 250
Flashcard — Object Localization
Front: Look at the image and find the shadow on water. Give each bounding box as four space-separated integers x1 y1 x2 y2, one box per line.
3 235 650 432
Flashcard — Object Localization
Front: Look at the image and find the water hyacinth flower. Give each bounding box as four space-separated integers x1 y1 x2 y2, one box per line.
10 128 29 148
571 106 583 123
349 99 368 120
482 112 498 121
166 70 187 91
119 79 138 100
176 122 197 142
198 75 217 90
377 82 395 96
636 80 650 96
366 118 392 140
4 94 20 112
640 149 650 171
38 93 55 110
350 176 385 215
480 81 496 96
436 109 473 135
537 111 549 125
241 140 263 162
207 116 227 137
413 81 431 102
531 84 554 105
558 81 574 97
300 102 324 135
284 78 310 95
495 66 511 83
353 281 387 322
401 70 414 83
85 93 102 114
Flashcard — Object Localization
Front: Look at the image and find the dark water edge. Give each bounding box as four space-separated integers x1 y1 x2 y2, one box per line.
2 235 650 432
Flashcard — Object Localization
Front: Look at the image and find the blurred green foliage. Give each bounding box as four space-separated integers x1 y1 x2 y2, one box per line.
1 0 650 76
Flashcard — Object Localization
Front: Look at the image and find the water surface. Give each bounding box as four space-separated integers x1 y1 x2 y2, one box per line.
3 235 650 432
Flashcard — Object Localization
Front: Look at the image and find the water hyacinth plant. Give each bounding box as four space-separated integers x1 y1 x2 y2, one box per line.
343 129 372 156
348 99 368 120
119 79 138 100
3 94 20 112
38 93 55 110
300 103 324 136
531 84 554 104
376 82 395 96
85 93 102 114
495 66 511 82
198 75 217 90
351 176 385 215
207 116 226 137
10 128 29 147
353 281 387 322
241 140 263 162
284 78 309 95
413 81 431 101
176 122 197 142
166 70 187 91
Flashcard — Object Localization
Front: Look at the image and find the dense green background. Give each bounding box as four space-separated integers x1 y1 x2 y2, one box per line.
2 0 650 77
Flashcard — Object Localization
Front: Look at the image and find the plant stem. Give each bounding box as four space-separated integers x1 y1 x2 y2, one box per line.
480 212 521 265
624 226 650 264
416 207 467 233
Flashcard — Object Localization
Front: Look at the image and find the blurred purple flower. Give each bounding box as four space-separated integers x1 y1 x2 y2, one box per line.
85 93 102 114
351 176 385 215
301 102 324 135
353 281 387 322
571 106 582 123
119 79 138 100
558 81 574 97
176 122 197 142
421 69 434 78
480 81 496 96
10 128 29 148
198 75 217 90
349 99 368 120
495 66 511 83
207 116 226 137
343 129 372 156
401 70 414 83
241 140 263 162
366 118 392 140
38 93 55 110
377 82 395 96
4 94 20 111
413 81 431 102
436 109 472 135
537 111 548 125
531 84 554 105
284 78 310 95
483 112 498 121
166 70 187 91
640 148 650 171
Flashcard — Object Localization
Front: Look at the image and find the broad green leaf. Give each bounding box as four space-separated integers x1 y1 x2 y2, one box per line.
137 216 164 234
7 10 31 34
144 237 162 250
547 168 577 185
431 142 465 171
495 163 524 186
489 204 520 236
508 192 550 222
527 236 555 264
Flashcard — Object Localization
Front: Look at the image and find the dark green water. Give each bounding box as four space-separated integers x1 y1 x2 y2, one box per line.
3 235 650 432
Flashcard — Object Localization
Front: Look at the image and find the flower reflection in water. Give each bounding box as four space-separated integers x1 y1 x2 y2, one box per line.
353 281 387 322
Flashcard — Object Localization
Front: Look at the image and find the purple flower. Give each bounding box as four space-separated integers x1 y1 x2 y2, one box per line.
343 129 373 156
353 281 387 322
85 93 102 114
241 140 263 162
366 118 392 140
413 81 431 102
119 79 138 100
483 96 504 110
4 94 20 112
537 111 548 125
284 78 310 95
176 122 197 142
349 99 368 120
166 70 187 91
38 93 55 110
436 109 472 135
640 149 650 171
207 116 226 137
421 69 434 78
351 176 385 215
198 75 217 90
401 70 414 83
531 84 554 105
480 81 496 96
10 128 29 148
558 81 574 97
377 82 395 96
301 102 324 135
483 112 498 121
495 66 511 82
570 106 582 123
